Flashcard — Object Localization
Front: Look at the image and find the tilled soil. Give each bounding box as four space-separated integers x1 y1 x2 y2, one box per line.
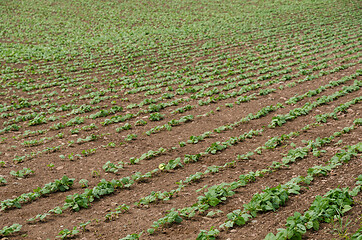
0 1 361 240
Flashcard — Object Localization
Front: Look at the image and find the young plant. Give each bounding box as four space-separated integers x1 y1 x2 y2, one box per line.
91 170 100 178
135 119 147 126
120 232 143 240
125 134 137 141
149 113 164 121
79 221 91 232
57 227 79 239
102 161 124 173
196 226 220 240
67 153 81 161
105 204 130 221
56 132 64 138
81 148 96 156
79 179 89 188
147 209 183 234
47 163 55 169
0 224 22 236
0 176 6 185
10 168 34 178
116 123 132 132
70 128 80 134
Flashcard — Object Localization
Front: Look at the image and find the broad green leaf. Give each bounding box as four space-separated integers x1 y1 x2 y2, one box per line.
264 232 276 240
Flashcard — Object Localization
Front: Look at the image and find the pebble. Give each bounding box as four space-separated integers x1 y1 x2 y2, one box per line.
56 166 64 170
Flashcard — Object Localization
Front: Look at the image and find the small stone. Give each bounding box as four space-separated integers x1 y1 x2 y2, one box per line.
56 166 64 170
252 220 258 223
230 229 237 233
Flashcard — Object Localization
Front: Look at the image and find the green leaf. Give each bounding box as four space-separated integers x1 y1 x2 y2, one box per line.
342 205 352 213
264 232 277 240
235 216 246 226
296 223 306 233
306 221 313 229
312 220 319 231
209 197 221 207
225 220 234 228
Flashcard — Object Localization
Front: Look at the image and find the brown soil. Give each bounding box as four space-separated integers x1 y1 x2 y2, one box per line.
0 3 361 240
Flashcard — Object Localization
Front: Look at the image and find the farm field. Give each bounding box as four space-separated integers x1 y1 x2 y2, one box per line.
0 0 361 239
